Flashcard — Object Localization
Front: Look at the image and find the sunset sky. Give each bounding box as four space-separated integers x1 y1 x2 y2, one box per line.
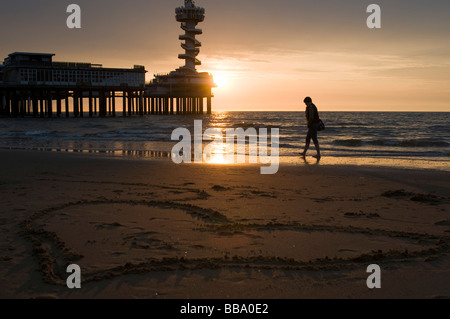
1 0 449 111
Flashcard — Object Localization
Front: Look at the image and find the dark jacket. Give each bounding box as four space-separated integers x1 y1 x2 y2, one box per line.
305 103 320 127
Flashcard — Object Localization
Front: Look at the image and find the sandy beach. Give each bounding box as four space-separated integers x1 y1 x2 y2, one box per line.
0 149 449 299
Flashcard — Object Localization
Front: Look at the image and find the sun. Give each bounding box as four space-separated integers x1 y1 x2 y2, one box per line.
213 72 228 88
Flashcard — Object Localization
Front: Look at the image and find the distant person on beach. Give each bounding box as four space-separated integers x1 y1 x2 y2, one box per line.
300 97 321 159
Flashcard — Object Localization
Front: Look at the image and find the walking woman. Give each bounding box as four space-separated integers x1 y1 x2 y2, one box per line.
300 97 321 159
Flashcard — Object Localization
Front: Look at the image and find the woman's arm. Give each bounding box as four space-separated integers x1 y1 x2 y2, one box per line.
308 106 315 127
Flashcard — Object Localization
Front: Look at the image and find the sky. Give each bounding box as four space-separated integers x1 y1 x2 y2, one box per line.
0 0 449 111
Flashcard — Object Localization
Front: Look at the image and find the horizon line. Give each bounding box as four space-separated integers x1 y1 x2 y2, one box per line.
213 110 450 113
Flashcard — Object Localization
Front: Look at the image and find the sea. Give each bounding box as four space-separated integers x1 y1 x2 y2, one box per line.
0 112 449 171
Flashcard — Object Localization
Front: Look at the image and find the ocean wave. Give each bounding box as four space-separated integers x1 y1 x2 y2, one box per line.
397 140 449 147
0 130 59 137
24 131 57 136
332 139 449 148
332 139 364 146
117 129 157 135
428 125 450 132
0 131 19 136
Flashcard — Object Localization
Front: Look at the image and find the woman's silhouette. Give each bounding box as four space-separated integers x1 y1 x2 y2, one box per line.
300 97 321 160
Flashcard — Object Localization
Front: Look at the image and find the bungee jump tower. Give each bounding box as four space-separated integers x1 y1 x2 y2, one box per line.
145 0 215 115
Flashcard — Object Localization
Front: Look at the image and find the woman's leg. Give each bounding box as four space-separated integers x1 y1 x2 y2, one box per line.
301 130 312 156
310 124 321 158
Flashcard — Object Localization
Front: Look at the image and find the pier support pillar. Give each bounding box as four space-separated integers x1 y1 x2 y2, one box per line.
5 92 11 117
39 97 45 118
73 92 79 117
65 95 69 117
199 98 204 115
192 97 198 114
122 91 127 117
6 92 11 117
144 96 147 115
79 92 84 117
28 96 32 116
112 91 116 117
0 93 3 115
25 96 29 116
127 91 132 116
56 95 62 117
32 94 38 117
19 93 26 117
89 91 93 117
11 94 19 117
139 92 144 116
182 98 185 114
47 93 53 118
108 93 112 116
207 96 212 115
99 90 107 117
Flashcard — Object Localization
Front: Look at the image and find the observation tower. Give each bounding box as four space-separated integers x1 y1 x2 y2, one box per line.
176 0 205 72
145 0 215 115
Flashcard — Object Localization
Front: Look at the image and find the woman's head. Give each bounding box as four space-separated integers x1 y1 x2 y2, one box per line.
303 97 312 104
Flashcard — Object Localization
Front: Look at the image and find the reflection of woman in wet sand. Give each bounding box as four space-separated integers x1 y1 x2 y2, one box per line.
300 97 321 160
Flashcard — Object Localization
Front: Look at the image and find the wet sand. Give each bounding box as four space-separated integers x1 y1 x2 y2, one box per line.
0 149 449 299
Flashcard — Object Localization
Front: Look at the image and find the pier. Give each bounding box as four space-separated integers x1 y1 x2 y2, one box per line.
0 52 147 118
0 1 215 118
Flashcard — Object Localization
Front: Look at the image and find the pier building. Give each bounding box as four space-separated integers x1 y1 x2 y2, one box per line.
0 52 146 117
